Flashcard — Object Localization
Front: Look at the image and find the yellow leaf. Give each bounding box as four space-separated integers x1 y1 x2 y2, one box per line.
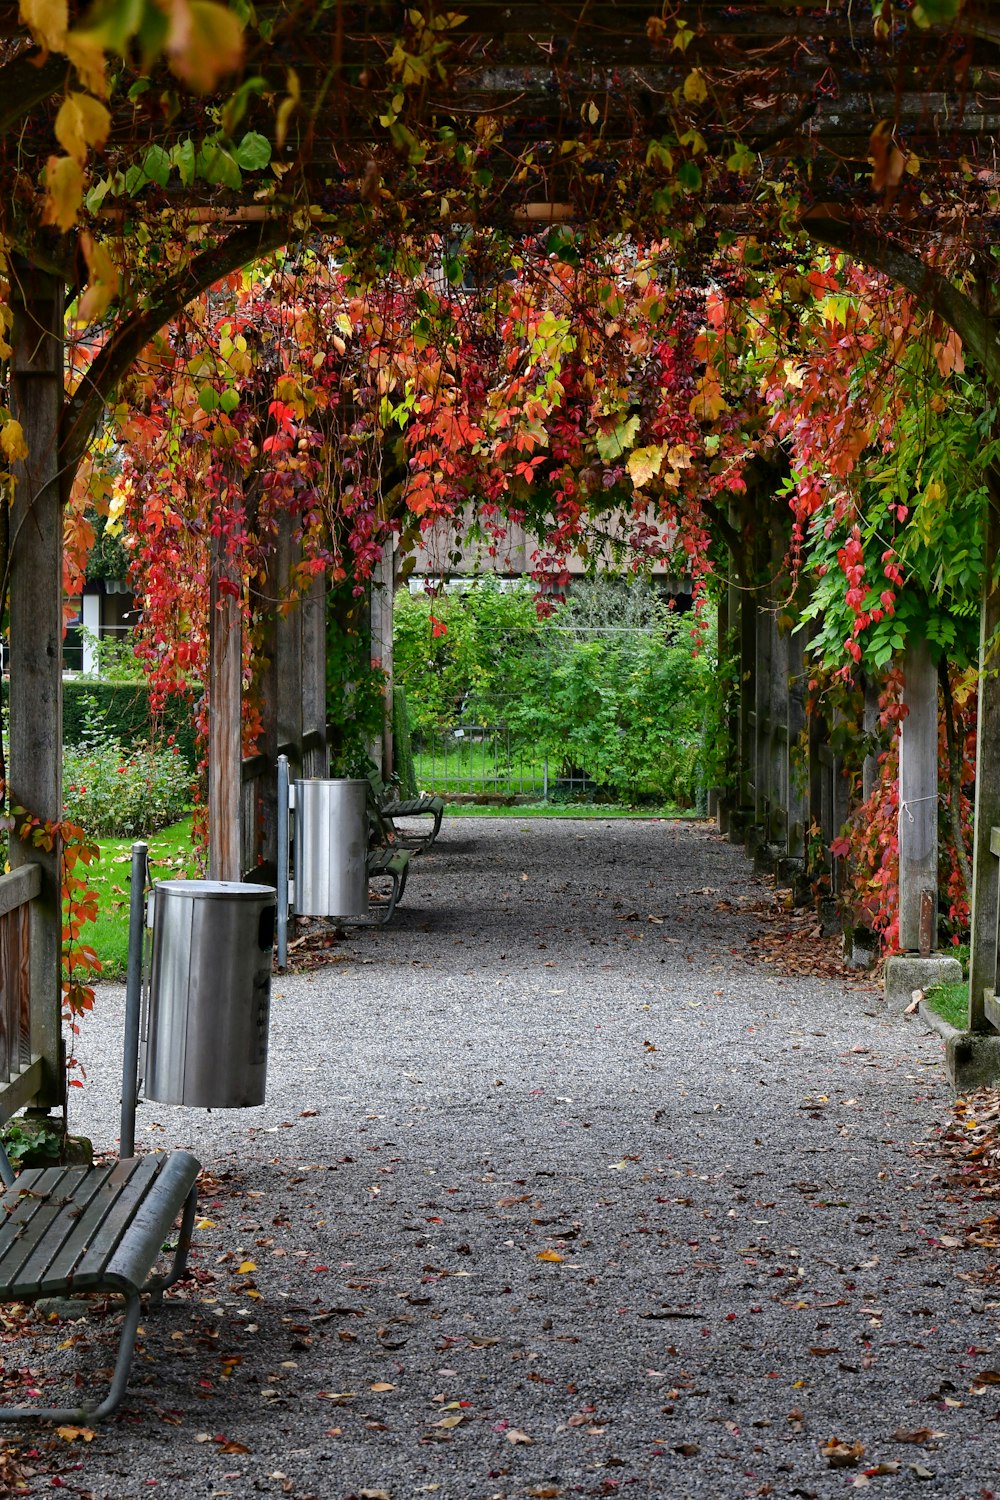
626 444 666 488
537 1249 564 1263
688 377 728 422
276 67 300 150
506 1428 533 1444
77 233 119 323
432 1413 464 1428
56 1425 95 1442
196 1216 217 1229
1 420 28 463
43 153 85 230
168 1 244 94
55 92 111 163
237 1260 257 1274
62 28 108 96
20 0 68 53
683 69 708 104
370 1382 395 1392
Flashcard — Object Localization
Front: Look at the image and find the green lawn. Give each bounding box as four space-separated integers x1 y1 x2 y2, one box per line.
84 818 199 979
443 802 700 819
924 981 968 1031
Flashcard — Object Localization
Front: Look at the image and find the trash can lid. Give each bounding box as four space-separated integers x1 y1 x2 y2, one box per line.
293 777 369 788
154 880 277 900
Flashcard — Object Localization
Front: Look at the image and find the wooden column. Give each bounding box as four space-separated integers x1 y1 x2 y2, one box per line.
208 514 242 882
369 540 395 778
898 637 939 953
716 584 734 832
8 267 64 1109
301 572 327 778
753 594 772 832
862 673 881 803
737 584 756 823
275 509 303 768
769 611 789 844
968 500 1000 1031
786 623 809 863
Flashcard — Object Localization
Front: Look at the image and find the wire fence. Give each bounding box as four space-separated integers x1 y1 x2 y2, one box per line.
412 723 593 798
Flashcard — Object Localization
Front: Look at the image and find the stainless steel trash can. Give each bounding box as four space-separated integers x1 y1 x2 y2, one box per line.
145 880 276 1107
293 777 368 918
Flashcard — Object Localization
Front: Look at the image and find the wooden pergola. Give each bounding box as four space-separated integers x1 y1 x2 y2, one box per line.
3 1 1000 1127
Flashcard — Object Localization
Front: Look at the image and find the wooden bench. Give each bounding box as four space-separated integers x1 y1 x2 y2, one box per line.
364 786 414 925
368 771 444 851
0 843 201 1423
0 1149 199 1422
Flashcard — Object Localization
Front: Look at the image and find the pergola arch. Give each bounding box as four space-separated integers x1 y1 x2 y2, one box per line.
3 1 1000 1123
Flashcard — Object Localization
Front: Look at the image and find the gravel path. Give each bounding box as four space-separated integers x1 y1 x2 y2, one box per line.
2 817 994 1500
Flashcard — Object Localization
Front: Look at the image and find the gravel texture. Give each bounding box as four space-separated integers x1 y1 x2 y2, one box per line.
2 816 995 1500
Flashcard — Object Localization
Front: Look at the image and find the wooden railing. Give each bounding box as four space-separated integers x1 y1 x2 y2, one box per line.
0 863 45 1117
240 726 329 880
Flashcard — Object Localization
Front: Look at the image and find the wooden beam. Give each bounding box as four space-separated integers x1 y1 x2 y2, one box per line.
7 265 64 1111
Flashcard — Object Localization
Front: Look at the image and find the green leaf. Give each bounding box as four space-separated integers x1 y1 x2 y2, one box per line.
143 144 172 188
124 163 149 196
199 143 242 191
677 159 702 193
198 386 219 413
173 140 196 186
596 415 640 464
219 389 240 414
235 131 272 171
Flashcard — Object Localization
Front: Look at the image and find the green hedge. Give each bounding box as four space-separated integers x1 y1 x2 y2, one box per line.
2 679 198 767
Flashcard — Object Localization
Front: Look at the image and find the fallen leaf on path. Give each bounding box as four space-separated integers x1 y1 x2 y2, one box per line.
56 1425 94 1442
820 1437 865 1468
506 1428 533 1444
537 1250 563 1263
890 1428 943 1445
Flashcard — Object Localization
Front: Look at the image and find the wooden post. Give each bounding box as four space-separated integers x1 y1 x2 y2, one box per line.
754 594 772 834
7 267 64 1110
769 610 789 844
862 673 881 804
898 637 939 953
301 572 327 778
968 499 1000 1031
786 622 809 863
275 508 303 767
208 510 242 883
370 540 395 779
736 584 756 825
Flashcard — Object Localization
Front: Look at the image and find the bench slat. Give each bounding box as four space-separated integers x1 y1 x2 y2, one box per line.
103 1152 200 1293
0 1167 84 1285
44 1161 156 1291
383 796 444 817
52 1159 161 1294
1 1162 147 1300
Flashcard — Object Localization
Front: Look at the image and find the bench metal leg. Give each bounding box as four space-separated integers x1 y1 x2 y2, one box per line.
0 1291 142 1424
144 1183 198 1301
0 1185 198 1424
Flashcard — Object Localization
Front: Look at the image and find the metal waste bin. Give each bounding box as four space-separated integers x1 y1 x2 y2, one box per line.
145 880 276 1107
293 777 368 918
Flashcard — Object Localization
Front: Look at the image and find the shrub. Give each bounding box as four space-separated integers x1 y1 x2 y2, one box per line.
63 698 193 837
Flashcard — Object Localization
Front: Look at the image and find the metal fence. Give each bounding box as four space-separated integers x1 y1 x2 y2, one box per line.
412 723 593 798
